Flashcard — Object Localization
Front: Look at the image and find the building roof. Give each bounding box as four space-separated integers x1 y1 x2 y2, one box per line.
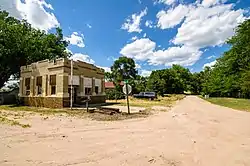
105 81 124 88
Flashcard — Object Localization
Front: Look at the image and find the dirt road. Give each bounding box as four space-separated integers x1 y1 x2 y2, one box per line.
1 96 250 166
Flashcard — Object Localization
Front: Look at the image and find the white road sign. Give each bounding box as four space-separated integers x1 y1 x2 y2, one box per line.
123 84 132 95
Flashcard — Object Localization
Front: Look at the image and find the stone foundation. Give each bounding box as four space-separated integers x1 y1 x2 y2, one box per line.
21 95 106 108
21 97 68 108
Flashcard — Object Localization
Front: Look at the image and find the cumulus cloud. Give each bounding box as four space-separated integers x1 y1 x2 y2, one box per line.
0 0 59 31
157 1 247 50
207 55 216 59
158 0 176 5
149 46 202 66
140 70 152 77
201 0 227 7
70 53 95 64
157 4 191 29
120 38 202 66
173 4 246 48
135 63 141 69
131 36 138 41
120 38 156 61
121 8 147 33
65 32 85 48
145 20 154 28
98 66 111 72
203 60 217 68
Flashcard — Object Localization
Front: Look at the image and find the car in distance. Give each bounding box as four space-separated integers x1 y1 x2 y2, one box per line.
133 92 157 100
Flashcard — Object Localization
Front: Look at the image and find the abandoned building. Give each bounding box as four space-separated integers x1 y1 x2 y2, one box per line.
19 58 106 108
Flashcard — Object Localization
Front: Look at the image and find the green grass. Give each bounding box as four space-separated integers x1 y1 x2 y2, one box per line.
0 116 31 128
107 94 186 108
0 105 151 122
204 97 250 112
0 105 87 116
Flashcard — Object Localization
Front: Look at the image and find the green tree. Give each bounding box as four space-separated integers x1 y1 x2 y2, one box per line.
111 56 137 91
0 10 69 88
202 19 250 98
146 65 192 96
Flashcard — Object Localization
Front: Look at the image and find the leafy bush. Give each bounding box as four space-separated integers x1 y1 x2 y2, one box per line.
106 89 125 100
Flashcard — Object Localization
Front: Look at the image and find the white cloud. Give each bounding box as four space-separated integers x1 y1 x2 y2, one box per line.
138 0 142 4
145 20 154 28
70 53 95 64
158 0 176 5
140 70 152 77
172 3 247 49
120 38 156 61
121 8 147 33
203 60 217 68
120 38 202 66
149 46 202 66
157 4 191 29
201 0 227 7
65 32 85 48
207 55 216 59
87 23 92 28
143 33 147 37
135 63 141 69
131 36 138 41
0 0 59 31
98 66 111 72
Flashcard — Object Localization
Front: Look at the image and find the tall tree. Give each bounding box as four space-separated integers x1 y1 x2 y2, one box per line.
0 10 69 88
202 19 250 98
111 56 137 90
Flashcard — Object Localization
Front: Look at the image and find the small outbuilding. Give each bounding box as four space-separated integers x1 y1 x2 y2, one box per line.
19 58 106 108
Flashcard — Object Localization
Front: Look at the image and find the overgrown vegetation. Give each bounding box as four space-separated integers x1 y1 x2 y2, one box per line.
107 94 185 108
0 105 152 121
0 113 31 128
204 97 250 112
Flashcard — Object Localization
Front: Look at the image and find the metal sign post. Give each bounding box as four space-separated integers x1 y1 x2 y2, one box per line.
70 59 73 110
123 80 132 114
126 83 130 114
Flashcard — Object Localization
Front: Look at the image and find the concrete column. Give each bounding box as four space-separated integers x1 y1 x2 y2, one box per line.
80 75 84 96
47 75 51 96
42 75 47 96
19 77 23 97
92 77 96 95
57 73 69 97
30 76 35 96
101 78 106 95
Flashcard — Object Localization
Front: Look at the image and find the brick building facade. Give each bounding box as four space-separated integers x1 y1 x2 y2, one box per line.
19 58 106 108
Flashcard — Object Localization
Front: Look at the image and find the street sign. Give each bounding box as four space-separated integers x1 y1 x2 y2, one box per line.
123 84 132 95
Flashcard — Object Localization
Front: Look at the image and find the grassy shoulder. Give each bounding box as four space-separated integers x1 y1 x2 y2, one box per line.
202 97 250 112
0 105 151 123
107 94 186 108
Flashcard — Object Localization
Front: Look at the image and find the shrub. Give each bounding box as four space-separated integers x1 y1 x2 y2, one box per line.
106 89 125 100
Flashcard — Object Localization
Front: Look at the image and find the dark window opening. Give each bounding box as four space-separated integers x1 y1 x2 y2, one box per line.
51 85 56 95
25 78 30 95
85 87 92 95
50 75 56 95
36 76 42 95
95 86 99 94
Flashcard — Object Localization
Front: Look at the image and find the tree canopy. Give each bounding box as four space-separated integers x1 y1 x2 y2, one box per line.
202 19 250 98
0 10 68 88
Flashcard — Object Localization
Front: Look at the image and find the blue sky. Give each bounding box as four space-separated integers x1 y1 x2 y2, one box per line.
1 0 250 76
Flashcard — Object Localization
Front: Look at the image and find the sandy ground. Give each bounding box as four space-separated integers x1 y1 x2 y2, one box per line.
1 96 250 166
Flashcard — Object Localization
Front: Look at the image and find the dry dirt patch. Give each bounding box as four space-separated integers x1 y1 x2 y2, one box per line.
1 96 250 166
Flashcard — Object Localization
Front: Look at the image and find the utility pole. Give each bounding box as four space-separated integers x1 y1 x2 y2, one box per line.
70 59 73 110
126 82 130 114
